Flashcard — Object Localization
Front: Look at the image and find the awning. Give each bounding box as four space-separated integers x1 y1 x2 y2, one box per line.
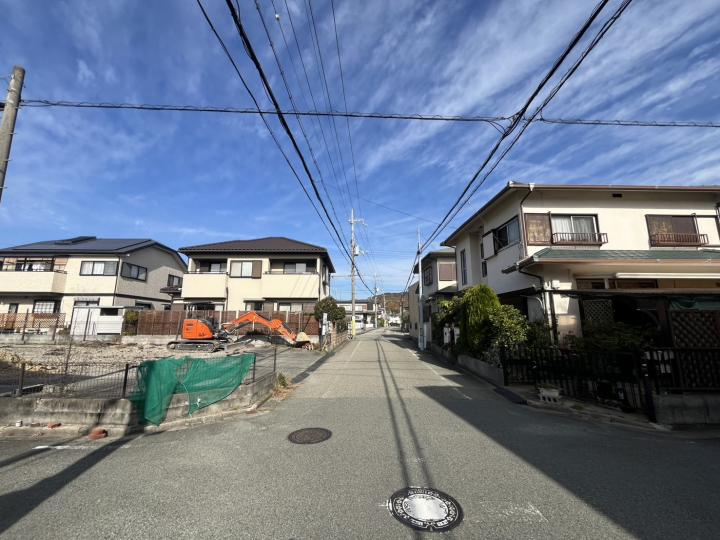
669 297 720 311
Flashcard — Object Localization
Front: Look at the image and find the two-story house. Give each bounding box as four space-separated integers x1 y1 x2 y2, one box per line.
178 237 334 312
409 247 457 344
442 182 720 346
0 236 187 318
337 298 377 329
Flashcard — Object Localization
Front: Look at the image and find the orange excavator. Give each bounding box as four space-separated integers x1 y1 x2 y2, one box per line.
167 311 312 352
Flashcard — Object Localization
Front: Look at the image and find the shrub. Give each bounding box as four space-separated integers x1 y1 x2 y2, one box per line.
486 304 528 350
526 320 553 347
458 285 500 355
564 321 653 351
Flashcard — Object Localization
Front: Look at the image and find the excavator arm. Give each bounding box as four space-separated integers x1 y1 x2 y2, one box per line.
221 311 305 344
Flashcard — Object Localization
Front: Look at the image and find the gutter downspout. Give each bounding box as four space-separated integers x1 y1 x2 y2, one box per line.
517 183 535 258
518 265 558 345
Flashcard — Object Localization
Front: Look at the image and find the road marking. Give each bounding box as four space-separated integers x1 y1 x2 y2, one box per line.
452 387 472 400
470 502 548 523
34 445 95 450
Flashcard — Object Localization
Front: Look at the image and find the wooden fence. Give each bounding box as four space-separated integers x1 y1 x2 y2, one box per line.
132 310 320 336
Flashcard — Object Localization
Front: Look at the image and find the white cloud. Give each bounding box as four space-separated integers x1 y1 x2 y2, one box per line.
76 59 95 85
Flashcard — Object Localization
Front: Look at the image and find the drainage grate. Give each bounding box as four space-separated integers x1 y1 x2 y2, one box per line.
287 427 332 444
388 487 463 532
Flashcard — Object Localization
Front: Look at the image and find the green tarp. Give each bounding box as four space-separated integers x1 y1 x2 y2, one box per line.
131 354 256 426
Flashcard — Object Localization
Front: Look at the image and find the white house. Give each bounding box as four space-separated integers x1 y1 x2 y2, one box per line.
442 182 720 347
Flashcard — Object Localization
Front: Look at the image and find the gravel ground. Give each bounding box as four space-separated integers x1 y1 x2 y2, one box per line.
0 340 284 372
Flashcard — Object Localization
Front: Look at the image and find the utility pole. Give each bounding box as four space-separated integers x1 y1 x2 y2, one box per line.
417 227 424 350
349 209 364 338
373 274 378 329
0 66 25 204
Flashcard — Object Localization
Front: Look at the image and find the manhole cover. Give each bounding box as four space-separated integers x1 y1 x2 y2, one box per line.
287 427 332 444
388 487 463 532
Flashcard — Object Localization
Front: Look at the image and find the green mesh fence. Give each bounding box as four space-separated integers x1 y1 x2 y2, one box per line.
131 354 256 426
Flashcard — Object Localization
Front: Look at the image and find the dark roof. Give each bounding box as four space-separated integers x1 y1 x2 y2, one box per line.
517 248 720 269
442 181 720 246
180 237 334 272
0 236 186 268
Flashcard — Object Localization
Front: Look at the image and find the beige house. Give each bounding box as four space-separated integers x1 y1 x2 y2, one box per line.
409 247 457 344
178 237 334 312
0 236 186 317
442 182 720 346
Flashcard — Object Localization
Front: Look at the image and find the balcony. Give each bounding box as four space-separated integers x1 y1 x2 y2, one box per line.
261 272 320 298
181 272 227 299
650 233 709 247
552 232 608 245
0 270 67 294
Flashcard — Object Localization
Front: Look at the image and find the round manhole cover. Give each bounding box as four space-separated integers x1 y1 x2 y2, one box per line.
388 487 463 532
287 427 332 444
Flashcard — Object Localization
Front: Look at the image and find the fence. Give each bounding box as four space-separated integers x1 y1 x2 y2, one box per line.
3 350 277 400
324 329 349 351
502 346 720 416
1 362 137 399
0 313 66 338
131 310 320 337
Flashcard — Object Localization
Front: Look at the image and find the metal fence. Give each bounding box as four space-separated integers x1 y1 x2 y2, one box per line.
131 310 320 337
0 313 66 338
502 346 720 417
1 362 137 399
3 350 276 400
646 348 720 392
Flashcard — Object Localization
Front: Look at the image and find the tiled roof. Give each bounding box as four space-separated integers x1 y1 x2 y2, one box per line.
179 237 335 272
179 237 328 254
531 248 720 261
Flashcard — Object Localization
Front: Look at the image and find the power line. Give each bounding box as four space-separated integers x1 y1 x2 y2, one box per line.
220 0 351 262
19 99 720 130
357 195 442 225
252 0 348 247
195 0 352 275
222 0 374 297
428 0 636 250
419 0 613 252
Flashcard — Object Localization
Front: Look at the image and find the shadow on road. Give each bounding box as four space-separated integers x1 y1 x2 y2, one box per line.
385 331 720 538
0 432 146 534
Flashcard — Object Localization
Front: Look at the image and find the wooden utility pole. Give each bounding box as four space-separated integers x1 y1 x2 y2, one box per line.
0 66 25 204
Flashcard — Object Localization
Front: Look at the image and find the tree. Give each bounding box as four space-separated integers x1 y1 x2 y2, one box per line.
314 296 347 331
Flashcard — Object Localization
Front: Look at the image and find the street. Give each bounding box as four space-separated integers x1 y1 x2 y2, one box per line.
1 329 719 539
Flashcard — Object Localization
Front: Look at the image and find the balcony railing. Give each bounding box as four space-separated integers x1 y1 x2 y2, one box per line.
650 232 708 247
551 232 608 245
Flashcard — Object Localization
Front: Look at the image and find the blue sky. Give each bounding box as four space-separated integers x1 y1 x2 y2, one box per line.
1 0 720 297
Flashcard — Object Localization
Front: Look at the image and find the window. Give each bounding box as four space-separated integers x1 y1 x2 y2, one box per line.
283 262 309 274
74 299 99 307
646 215 705 246
438 262 456 281
33 300 56 314
494 217 520 251
121 262 147 281
167 274 182 287
423 266 433 286
278 302 304 312
230 260 261 278
460 249 467 285
525 213 552 244
481 261 487 277
551 215 597 235
609 279 658 289
134 302 152 310
244 301 263 311
80 261 118 276
231 261 253 277
8 303 18 314
197 260 227 273
100 308 120 316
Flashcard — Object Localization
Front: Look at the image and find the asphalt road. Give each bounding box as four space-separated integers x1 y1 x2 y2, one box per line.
1 329 719 539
